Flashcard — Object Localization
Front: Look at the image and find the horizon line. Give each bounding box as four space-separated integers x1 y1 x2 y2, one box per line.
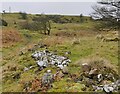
0 11 91 16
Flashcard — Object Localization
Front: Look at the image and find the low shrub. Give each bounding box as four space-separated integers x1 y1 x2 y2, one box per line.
0 19 8 26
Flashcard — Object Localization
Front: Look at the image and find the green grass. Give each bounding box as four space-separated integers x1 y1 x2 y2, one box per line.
2 13 119 92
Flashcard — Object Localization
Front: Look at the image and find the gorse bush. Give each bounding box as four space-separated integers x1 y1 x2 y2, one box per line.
0 19 8 26
20 14 51 35
19 12 27 20
20 21 43 31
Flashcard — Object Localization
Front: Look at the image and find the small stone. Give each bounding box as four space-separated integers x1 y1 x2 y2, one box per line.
29 66 34 69
89 68 98 75
81 63 91 72
51 60 56 65
103 85 114 93
24 67 29 71
37 61 44 67
65 51 71 55
97 74 103 82
42 70 53 86
57 64 64 69
62 66 69 74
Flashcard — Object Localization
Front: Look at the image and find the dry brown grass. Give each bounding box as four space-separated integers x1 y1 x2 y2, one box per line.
76 56 118 75
42 36 67 47
53 30 96 38
2 28 23 46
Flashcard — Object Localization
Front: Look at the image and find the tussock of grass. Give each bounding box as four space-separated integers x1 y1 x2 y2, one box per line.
2 28 23 45
42 36 66 47
76 56 118 76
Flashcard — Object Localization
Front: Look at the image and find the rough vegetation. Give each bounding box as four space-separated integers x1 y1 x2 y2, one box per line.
2 28 23 47
1 13 119 93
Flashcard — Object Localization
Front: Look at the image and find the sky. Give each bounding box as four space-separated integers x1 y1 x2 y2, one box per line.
1 1 97 16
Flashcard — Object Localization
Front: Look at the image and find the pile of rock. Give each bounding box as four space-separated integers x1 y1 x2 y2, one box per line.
92 79 120 93
31 50 71 70
75 58 119 93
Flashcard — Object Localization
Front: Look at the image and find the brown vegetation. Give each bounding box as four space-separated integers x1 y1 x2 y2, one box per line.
54 30 96 38
42 36 65 47
2 28 23 46
77 56 118 76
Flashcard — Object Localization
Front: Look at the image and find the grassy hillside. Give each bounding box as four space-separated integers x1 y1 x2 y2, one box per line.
1 13 119 92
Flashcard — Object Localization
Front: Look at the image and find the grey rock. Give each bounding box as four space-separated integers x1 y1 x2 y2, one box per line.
42 71 53 85
81 63 91 72
103 84 114 93
51 60 56 65
62 66 69 74
115 79 120 86
29 66 34 69
62 59 71 66
65 51 71 55
97 74 103 82
89 68 98 75
57 64 64 69
32 51 42 58
92 85 103 91
24 67 29 71
36 61 47 67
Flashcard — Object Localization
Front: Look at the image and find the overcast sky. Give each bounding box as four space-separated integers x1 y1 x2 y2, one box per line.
1 2 97 16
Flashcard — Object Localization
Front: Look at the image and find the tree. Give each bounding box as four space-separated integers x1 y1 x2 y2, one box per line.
3 10 6 14
32 14 51 35
19 12 27 19
80 14 84 23
91 0 120 29
20 14 51 35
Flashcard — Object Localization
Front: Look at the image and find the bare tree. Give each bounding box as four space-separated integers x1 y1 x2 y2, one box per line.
91 0 120 29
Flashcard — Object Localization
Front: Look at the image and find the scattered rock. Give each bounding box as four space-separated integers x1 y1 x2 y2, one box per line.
75 57 119 93
93 79 120 93
89 68 98 78
31 50 71 71
41 70 54 88
103 84 114 93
